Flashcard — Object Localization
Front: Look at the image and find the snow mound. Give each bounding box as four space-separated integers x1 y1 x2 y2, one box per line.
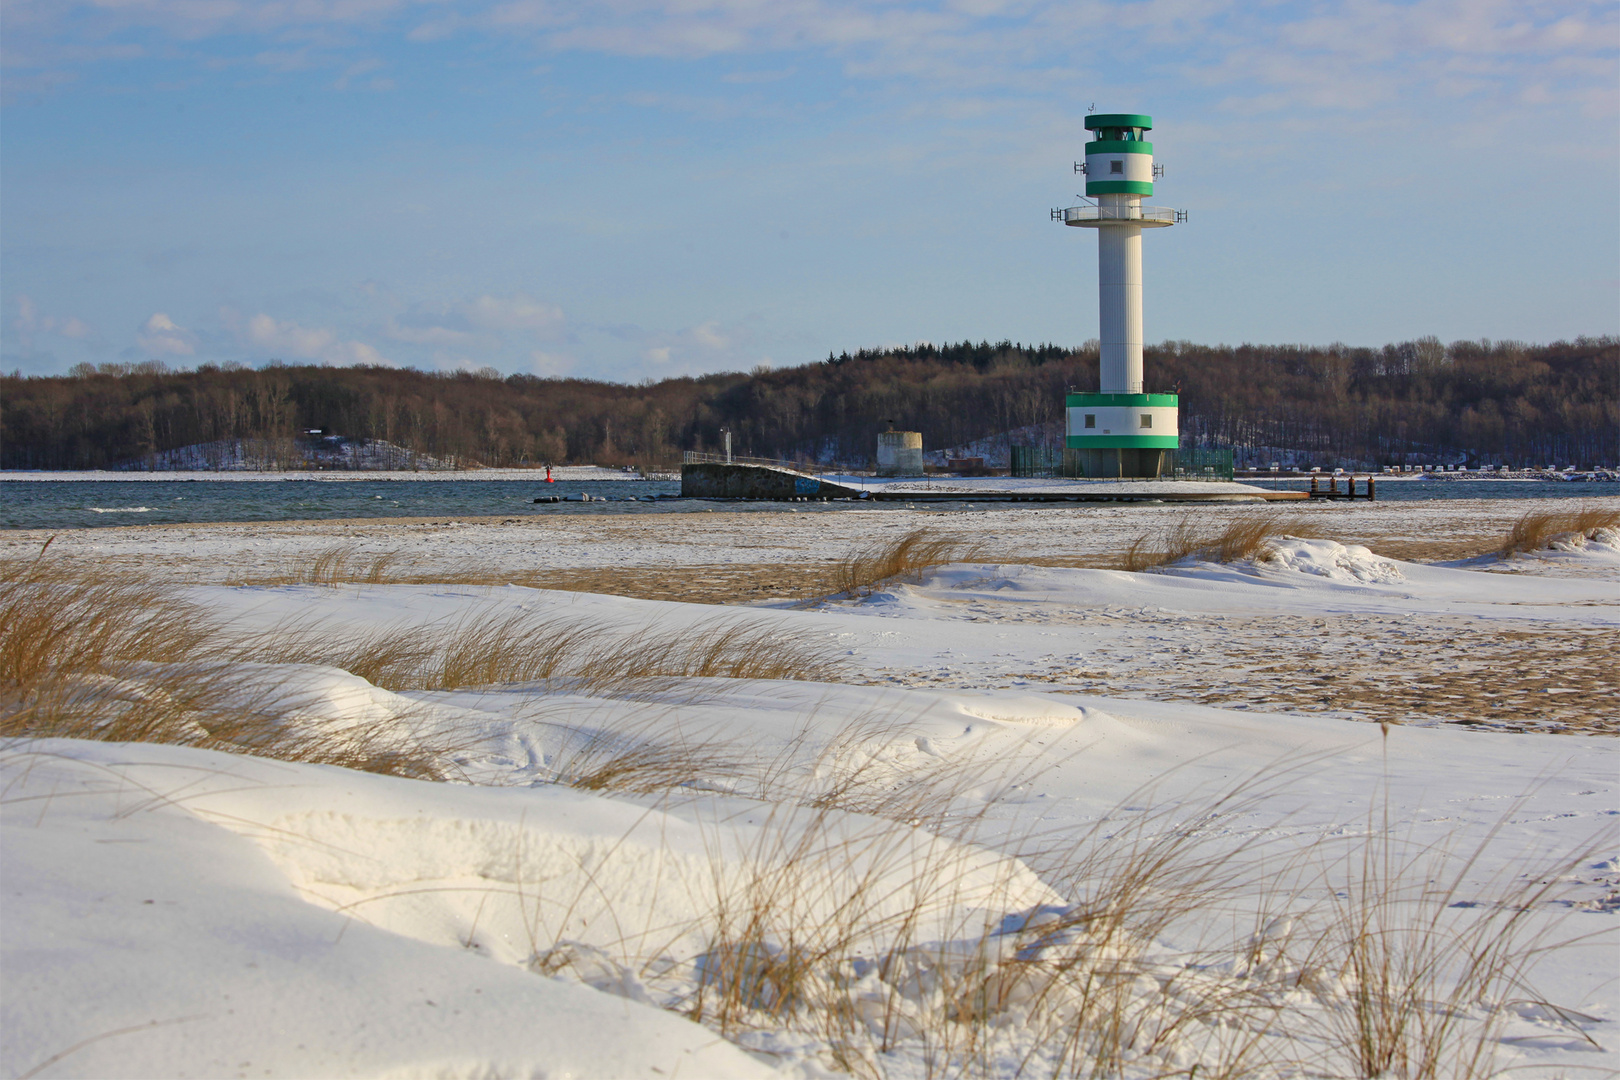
244 662 418 726
0 743 768 1080
1549 525 1620 554
1259 536 1407 583
949 692 1089 726
253 792 1060 969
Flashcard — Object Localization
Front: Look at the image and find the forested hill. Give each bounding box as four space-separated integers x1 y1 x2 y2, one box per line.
3 336 1615 470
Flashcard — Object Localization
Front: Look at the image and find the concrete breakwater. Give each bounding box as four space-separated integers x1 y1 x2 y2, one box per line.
681 463 1308 502
679 463 863 500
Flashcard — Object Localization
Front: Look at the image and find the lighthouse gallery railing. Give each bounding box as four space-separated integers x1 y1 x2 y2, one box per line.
1051 205 1183 225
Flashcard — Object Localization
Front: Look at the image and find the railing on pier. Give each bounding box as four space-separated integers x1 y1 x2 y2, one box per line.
682 451 816 473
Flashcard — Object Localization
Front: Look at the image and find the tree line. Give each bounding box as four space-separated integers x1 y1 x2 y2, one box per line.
2 336 1614 470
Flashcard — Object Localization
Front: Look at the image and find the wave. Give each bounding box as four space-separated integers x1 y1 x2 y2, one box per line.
85 506 153 514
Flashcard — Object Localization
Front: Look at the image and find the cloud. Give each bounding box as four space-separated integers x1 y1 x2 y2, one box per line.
16 0 415 39
383 321 477 347
243 312 391 366
406 17 461 42
333 56 389 90
9 296 100 349
386 292 566 348
529 350 574 376
1183 0 1620 116
136 312 194 356
636 318 761 372
722 67 795 83
689 320 730 349
7 0 1614 125
459 293 564 332
253 49 317 73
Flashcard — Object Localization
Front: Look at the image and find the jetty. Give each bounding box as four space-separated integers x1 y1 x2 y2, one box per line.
681 460 1309 503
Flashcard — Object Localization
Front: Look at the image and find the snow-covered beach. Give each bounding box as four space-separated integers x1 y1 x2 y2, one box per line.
4 497 1616 1078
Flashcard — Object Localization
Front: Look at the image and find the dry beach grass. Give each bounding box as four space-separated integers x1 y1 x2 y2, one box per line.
445 712 1609 1079
229 528 988 604
1497 506 1620 558
1120 511 1321 571
227 543 842 604
828 527 987 599
0 558 456 778
0 555 844 774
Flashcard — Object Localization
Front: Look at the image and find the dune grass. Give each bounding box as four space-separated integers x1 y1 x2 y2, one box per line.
1 556 845 782
227 543 844 605
506 731 1602 1080
226 545 412 588
296 545 402 585
0 557 460 778
1122 512 1321 572
1497 506 1620 558
1295 758 1602 1080
256 610 844 695
458 690 1604 1078
827 528 986 599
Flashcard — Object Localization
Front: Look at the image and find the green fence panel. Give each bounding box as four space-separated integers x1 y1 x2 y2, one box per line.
1010 446 1061 477
1177 447 1235 480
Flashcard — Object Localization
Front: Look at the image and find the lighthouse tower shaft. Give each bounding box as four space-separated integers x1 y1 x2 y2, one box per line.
1097 198 1144 394
1051 112 1182 478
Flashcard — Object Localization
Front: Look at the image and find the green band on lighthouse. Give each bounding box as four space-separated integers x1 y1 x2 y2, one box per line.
1065 434 1181 449
1084 114 1153 130
1066 393 1179 408
1085 181 1155 196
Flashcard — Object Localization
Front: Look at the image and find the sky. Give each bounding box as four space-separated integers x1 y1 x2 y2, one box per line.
2 1 1616 382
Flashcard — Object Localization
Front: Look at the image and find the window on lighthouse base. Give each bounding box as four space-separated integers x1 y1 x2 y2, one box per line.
1110 160 1124 174
1140 415 1152 428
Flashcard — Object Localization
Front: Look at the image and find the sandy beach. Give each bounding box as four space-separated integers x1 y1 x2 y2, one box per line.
8 495 1613 582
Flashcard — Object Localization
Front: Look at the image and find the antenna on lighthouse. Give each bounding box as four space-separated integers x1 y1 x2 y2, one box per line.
1051 112 1186 480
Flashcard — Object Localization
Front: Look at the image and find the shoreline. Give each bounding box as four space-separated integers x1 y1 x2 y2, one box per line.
0 466 650 482
6 494 1613 573
3 468 1609 484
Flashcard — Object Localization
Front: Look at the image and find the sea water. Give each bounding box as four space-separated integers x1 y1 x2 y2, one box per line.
0 474 1609 530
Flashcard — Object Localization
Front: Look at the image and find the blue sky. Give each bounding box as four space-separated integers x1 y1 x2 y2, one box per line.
3 0 1616 381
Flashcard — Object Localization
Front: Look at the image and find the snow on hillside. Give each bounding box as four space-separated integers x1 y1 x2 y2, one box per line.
3 540 1616 1078
120 437 462 472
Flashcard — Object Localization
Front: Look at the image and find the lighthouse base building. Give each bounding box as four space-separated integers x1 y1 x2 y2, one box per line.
1063 391 1180 479
1053 112 1184 479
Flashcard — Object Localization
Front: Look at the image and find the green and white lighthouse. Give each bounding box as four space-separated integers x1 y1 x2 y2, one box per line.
1052 113 1185 478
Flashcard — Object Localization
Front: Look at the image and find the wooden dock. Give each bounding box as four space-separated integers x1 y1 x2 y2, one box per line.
1305 475 1376 500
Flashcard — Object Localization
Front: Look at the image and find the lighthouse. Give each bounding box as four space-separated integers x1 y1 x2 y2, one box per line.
1052 113 1185 478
